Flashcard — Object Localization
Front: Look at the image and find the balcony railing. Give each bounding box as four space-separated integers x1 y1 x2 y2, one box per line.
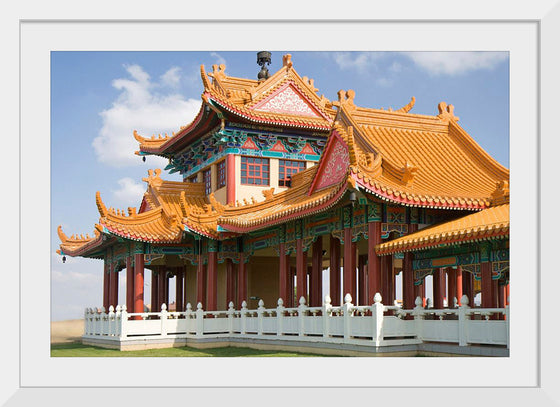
83 293 509 349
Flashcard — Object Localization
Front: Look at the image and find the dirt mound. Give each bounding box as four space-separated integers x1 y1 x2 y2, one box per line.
51 319 84 343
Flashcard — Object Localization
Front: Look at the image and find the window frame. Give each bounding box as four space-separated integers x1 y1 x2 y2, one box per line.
203 168 212 195
217 159 227 189
278 159 306 187
240 156 270 186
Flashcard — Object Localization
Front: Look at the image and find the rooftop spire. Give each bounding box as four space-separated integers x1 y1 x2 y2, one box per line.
257 51 271 80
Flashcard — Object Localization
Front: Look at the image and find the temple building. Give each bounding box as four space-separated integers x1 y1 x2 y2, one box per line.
57 52 510 321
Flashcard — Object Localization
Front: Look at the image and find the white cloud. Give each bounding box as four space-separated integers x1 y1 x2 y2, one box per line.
160 66 181 88
332 52 385 72
402 51 508 75
93 64 201 167
112 177 146 206
210 52 227 66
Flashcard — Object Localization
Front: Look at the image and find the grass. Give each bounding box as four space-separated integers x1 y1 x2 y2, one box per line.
51 342 330 357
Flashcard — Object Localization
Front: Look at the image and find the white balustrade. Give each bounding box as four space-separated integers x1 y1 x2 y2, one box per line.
81 293 509 349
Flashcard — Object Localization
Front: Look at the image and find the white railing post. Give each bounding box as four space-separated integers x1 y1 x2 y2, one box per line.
322 295 332 339
412 296 425 342
185 303 193 334
343 294 353 342
227 301 235 334
276 298 284 337
108 306 115 336
371 293 384 346
160 303 168 337
195 303 204 337
241 301 247 335
298 296 307 337
119 305 127 339
89 308 95 335
101 307 107 336
257 299 265 336
506 296 510 349
115 305 122 337
458 295 470 346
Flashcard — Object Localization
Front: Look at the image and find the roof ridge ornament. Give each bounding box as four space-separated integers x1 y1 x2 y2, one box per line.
262 187 275 200
208 193 225 215
142 168 163 188
437 101 459 122
401 161 418 186
209 64 227 81
282 53 292 69
397 96 416 113
96 191 108 217
333 89 356 110
491 180 509 206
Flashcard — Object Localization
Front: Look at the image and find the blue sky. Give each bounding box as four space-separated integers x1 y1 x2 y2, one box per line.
51 51 509 321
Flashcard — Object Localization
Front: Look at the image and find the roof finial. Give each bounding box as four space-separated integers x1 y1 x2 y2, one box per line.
257 51 272 81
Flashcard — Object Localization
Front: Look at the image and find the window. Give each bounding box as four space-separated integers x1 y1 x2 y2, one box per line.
187 174 198 183
217 160 226 189
203 168 212 195
241 156 269 185
279 159 306 187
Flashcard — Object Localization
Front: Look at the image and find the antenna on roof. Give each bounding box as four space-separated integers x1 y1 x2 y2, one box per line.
257 51 271 80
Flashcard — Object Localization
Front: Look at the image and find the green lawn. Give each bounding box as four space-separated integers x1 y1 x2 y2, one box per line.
51 342 330 357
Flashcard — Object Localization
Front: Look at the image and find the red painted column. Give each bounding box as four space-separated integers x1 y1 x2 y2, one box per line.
151 269 158 312
176 267 184 313
380 255 389 304
447 268 457 307
183 265 189 310
288 266 296 308
463 270 475 307
110 265 119 308
237 255 247 307
196 257 207 307
367 222 381 304
103 262 110 311
158 269 166 311
207 251 218 311
383 256 395 306
343 227 354 301
506 283 510 305
226 258 235 307
481 262 494 308
351 241 357 300
226 154 236 205
329 236 341 306
296 238 307 304
357 255 365 306
107 263 114 308
415 281 426 307
402 252 415 310
126 257 134 312
456 266 463 306
433 268 445 309
278 243 289 304
165 273 170 308
310 237 323 307
492 279 499 308
133 253 144 317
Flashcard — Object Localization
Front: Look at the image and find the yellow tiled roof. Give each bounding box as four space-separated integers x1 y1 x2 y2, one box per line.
375 203 509 255
332 95 509 210
57 224 105 257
